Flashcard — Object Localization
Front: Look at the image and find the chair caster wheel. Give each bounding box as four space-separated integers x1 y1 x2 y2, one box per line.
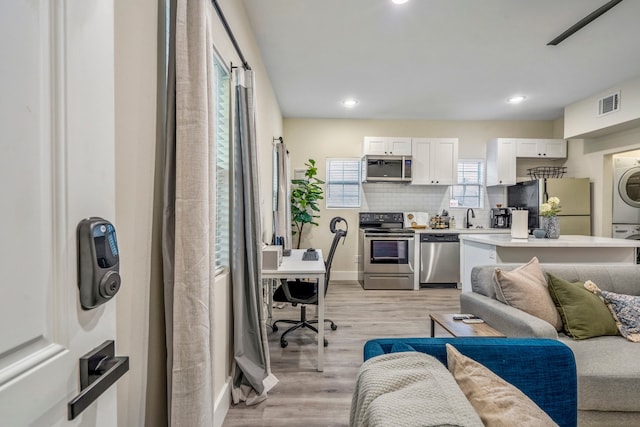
331 324 337 330
280 340 288 348
323 338 328 347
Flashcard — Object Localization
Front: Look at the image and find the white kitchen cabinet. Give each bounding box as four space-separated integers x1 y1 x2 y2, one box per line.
486 138 516 186
363 136 412 156
516 138 567 159
411 138 458 185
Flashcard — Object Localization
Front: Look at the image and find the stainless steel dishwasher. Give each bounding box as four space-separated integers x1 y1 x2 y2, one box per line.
420 233 460 288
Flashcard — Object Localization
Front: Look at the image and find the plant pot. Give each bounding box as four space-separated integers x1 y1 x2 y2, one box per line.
541 216 560 239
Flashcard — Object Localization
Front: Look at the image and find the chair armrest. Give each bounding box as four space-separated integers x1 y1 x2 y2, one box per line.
460 292 559 339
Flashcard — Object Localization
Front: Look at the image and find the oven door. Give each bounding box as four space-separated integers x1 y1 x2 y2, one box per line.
364 235 415 274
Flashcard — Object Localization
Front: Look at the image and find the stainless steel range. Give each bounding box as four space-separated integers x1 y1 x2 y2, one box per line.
358 212 415 290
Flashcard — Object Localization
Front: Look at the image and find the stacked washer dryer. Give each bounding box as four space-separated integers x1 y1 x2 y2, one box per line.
612 157 640 263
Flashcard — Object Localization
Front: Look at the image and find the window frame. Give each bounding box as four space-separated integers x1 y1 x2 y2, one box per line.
450 158 484 209
212 52 231 275
325 157 362 209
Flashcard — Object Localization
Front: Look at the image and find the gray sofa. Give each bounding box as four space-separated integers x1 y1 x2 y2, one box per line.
460 264 640 427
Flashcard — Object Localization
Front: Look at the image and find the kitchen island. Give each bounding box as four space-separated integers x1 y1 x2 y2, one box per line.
460 234 640 292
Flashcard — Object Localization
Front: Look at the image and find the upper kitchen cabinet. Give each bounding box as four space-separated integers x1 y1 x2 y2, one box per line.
411 138 458 185
363 136 412 156
486 138 516 186
515 138 567 159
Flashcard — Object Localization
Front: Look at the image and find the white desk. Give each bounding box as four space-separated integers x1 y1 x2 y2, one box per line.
262 249 326 372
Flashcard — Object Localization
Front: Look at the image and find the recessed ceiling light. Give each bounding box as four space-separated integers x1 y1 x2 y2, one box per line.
392 0 409 4
507 95 527 104
342 98 359 108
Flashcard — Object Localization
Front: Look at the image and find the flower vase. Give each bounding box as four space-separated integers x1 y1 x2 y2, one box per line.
542 216 560 239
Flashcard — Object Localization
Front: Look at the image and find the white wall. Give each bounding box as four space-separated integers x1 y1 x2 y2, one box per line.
563 126 640 237
114 0 158 426
283 118 557 279
565 75 640 138
114 0 282 425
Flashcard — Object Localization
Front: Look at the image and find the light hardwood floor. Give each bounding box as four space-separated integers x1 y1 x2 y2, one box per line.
222 281 461 427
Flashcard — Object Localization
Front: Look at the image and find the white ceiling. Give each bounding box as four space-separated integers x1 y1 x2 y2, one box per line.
241 0 640 121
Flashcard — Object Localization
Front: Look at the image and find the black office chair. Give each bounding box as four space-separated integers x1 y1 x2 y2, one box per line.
272 217 348 348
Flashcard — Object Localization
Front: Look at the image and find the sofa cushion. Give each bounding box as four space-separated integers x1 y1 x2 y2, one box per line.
494 257 563 331
559 335 640 412
350 351 483 427
446 344 558 427
546 274 618 340
540 265 640 296
584 281 640 342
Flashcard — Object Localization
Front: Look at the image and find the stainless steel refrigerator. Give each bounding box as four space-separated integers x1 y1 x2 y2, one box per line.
507 178 591 235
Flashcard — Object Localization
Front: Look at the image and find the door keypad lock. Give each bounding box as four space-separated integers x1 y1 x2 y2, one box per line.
77 217 121 309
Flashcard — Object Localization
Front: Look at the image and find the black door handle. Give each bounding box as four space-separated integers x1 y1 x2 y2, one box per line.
68 340 129 420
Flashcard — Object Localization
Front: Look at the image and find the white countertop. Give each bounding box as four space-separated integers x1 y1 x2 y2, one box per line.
460 233 640 247
412 228 511 235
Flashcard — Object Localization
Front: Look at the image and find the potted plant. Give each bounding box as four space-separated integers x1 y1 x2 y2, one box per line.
540 196 561 238
291 159 324 249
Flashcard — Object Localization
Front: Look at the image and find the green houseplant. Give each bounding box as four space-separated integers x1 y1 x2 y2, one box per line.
291 159 324 249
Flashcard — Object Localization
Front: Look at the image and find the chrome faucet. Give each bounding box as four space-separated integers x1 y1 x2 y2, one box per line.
466 208 476 228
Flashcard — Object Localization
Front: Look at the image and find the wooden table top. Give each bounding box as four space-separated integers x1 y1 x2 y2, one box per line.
430 313 506 338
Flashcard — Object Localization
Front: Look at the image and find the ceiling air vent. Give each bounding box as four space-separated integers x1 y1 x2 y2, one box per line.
598 91 620 116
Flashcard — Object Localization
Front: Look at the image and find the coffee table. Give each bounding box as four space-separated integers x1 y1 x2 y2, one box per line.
430 313 506 338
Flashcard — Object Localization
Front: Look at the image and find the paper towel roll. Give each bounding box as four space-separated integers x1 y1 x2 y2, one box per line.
511 210 529 239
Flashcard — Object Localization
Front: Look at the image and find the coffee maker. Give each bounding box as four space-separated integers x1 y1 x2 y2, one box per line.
490 207 512 228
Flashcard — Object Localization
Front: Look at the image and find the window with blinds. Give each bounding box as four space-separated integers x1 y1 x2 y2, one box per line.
451 159 484 208
213 56 230 274
326 158 361 208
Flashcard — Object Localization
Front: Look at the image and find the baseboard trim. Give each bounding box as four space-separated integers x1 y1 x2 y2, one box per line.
329 270 358 281
214 376 231 427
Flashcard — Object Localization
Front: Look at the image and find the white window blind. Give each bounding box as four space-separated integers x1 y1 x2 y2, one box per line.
451 159 484 208
326 158 361 208
213 56 230 273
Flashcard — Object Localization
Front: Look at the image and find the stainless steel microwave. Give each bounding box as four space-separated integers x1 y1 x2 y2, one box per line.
363 156 412 182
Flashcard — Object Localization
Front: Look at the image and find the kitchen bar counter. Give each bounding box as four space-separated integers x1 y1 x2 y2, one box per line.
460 233 640 247
460 234 640 292
412 228 511 234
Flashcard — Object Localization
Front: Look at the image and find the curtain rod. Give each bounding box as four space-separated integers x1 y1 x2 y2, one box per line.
211 0 251 70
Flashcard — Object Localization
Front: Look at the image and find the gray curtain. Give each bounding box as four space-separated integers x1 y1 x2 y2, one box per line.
230 68 278 405
163 0 217 424
273 142 292 251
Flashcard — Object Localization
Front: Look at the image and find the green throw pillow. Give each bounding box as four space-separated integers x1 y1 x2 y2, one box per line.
546 273 619 340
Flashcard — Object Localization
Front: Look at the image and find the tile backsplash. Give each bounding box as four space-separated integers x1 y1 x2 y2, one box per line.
361 183 506 228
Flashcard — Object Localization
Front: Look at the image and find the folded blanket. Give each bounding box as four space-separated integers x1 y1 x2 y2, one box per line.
349 351 483 427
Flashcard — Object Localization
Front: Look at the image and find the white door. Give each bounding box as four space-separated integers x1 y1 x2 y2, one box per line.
1 1 118 426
